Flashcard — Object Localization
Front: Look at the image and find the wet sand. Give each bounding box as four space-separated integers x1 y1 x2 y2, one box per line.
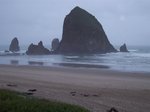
0 65 150 112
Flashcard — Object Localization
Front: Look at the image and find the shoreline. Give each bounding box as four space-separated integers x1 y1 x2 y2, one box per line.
1 62 150 74
0 64 150 112
1 63 150 75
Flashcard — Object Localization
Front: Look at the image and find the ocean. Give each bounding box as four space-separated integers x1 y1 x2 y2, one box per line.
0 45 150 73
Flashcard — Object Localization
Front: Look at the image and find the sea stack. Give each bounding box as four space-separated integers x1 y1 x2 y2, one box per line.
9 37 20 52
120 43 129 52
56 6 116 54
51 38 59 51
26 41 50 55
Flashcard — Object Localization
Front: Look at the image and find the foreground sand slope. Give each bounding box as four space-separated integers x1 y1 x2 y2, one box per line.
0 65 150 112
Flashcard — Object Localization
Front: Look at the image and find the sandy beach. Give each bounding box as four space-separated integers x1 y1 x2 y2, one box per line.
0 65 150 112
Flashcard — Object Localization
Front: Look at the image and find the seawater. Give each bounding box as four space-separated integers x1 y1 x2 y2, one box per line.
0 45 150 73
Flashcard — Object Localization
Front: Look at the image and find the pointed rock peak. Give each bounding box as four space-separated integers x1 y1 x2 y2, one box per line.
70 6 88 15
72 6 82 11
14 37 18 40
38 41 43 46
120 43 129 52
9 37 20 52
57 7 117 54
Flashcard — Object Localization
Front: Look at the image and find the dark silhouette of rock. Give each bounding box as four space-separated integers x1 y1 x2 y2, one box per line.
56 6 116 54
28 89 37 92
51 38 59 51
107 107 119 112
9 37 20 52
23 92 34 96
120 43 129 52
26 41 50 55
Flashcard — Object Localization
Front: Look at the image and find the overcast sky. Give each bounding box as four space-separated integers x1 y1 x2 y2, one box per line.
0 0 150 46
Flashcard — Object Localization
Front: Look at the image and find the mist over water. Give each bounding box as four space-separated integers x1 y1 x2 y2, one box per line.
0 45 150 73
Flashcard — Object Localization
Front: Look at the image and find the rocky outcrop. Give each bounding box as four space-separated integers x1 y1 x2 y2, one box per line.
26 41 50 55
51 38 59 51
56 6 116 54
120 43 129 52
9 37 20 52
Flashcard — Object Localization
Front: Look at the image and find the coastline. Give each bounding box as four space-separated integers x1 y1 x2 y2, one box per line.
0 64 150 112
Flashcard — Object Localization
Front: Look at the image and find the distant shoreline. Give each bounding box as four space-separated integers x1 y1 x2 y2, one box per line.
1 45 150 73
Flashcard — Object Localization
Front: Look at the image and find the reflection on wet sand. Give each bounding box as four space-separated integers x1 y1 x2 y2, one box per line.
10 60 19 65
28 61 44 66
53 63 109 69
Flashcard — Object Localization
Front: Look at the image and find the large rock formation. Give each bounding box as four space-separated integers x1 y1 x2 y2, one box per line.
51 38 59 51
56 6 116 54
9 37 20 52
26 41 50 55
120 43 129 52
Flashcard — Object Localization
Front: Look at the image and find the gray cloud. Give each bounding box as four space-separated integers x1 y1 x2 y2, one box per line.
0 0 150 46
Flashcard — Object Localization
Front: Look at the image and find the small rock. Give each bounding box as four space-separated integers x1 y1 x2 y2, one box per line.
23 92 34 96
120 43 129 52
80 93 89 97
93 94 99 97
71 94 76 96
107 107 119 112
28 89 37 92
70 91 76 94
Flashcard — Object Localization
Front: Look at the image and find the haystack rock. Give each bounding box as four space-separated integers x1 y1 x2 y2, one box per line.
26 41 50 55
51 38 59 51
56 6 116 54
120 43 129 52
9 37 20 52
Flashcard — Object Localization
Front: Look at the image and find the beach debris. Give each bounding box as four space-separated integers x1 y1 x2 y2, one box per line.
22 89 37 96
23 92 34 96
83 94 89 97
107 107 119 112
71 94 76 96
7 84 17 87
70 91 76 94
80 93 89 97
28 89 37 92
70 91 99 98
92 94 99 97
70 91 76 96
